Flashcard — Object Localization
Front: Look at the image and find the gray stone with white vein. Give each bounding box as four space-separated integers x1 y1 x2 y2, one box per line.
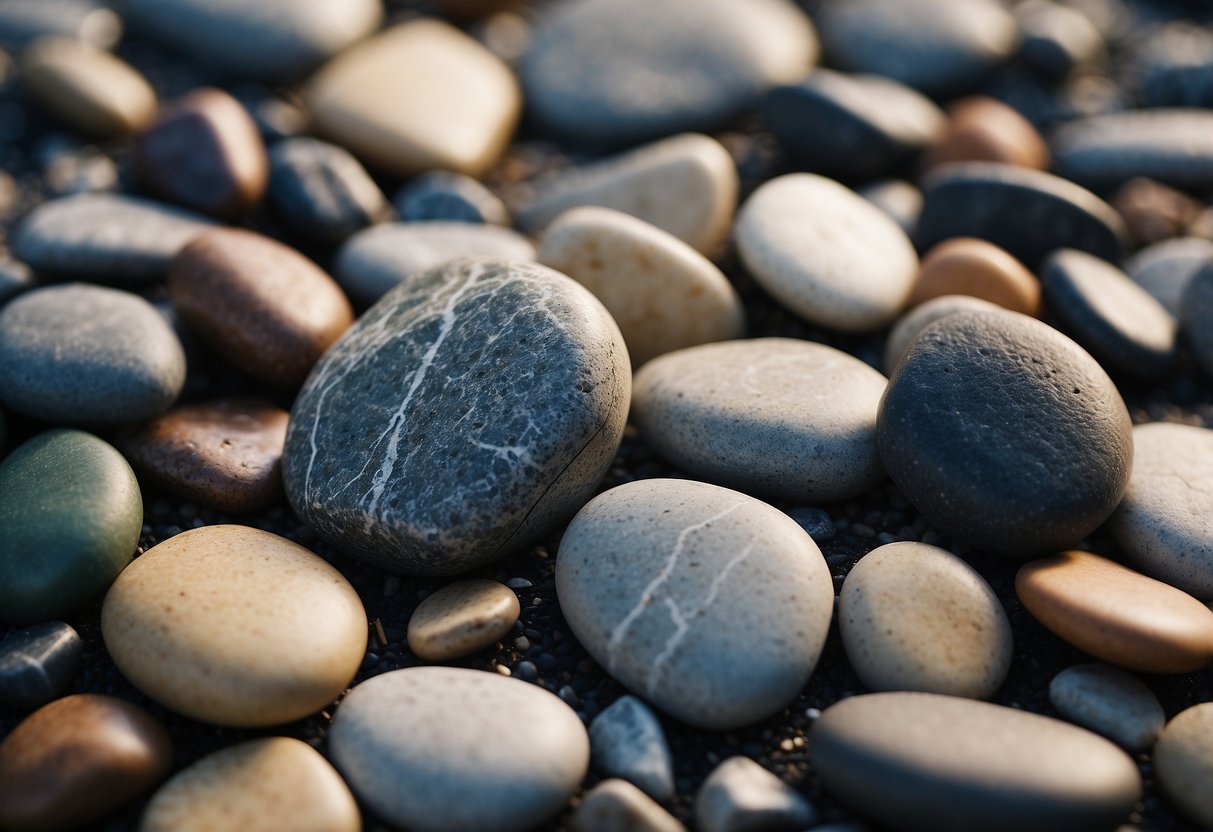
589 695 675 803
694 756 817 832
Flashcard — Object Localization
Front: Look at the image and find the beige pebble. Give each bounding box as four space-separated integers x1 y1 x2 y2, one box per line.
1154 702 1213 827
140 737 359 832
571 779 686 832
101 524 367 727
909 237 1041 315
408 579 521 661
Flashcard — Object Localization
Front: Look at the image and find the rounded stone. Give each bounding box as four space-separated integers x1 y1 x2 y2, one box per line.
0 0 123 51
572 779 686 832
0 621 83 709
1110 422 1213 599
1016 0 1105 80
859 179 922 236
268 137 391 243
1053 109 1213 193
329 666 589 832
555 478 834 730
538 206 745 367
407 579 521 661
0 429 141 624
394 170 509 226
588 695 675 803
1048 663 1165 753
140 737 360 832
1016 549 1213 674
694 756 817 832
736 173 918 332
909 237 1040 315
839 541 1012 699
632 338 887 502
882 294 1002 374
283 258 630 576
1125 236 1213 317
101 524 368 727
1155 703 1213 827
810 692 1141 832
1183 262 1213 379
1110 176 1199 249
0 694 172 832
922 96 1050 172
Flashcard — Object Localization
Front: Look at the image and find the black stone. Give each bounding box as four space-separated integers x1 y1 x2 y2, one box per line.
1182 263 1213 379
0 622 82 709
1052 109 1213 193
393 171 509 226
267 137 391 243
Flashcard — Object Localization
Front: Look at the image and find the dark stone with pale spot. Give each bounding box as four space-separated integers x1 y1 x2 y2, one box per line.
0 622 82 708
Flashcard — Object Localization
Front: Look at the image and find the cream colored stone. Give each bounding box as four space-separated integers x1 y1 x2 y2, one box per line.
408 578 520 661
21 37 156 137
101 525 367 727
305 19 520 177
140 738 359 832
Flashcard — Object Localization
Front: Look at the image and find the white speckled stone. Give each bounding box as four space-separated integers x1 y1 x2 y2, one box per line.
556 479 834 730
329 666 589 832
883 294 1002 374
538 207 745 366
633 338 886 502
572 779 686 832
1155 703 1213 827
694 756 816 832
736 173 918 331
1048 664 1165 753
588 695 675 803
407 579 520 661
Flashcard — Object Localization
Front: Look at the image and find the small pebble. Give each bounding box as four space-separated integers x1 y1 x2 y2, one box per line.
407 579 521 661
857 179 921 237
0 0 122 50
589 695 675 803
572 779 686 832
1154 703 1213 828
394 170 509 226
1016 0 1105 80
1048 663 1165 752
1053 109 1213 193
0 621 82 709
20 37 155 137
694 756 816 832
921 96 1050 172
883 294 1002 374
268 137 391 243
909 237 1040 315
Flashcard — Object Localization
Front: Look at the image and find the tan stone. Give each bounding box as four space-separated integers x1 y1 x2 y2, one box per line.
1155 703 1213 827
21 37 156 137
922 96 1049 173
909 237 1041 315
408 578 521 661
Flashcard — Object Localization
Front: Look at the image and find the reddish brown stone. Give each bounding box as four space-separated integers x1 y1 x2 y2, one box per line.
921 96 1049 174
1111 177 1201 247
909 237 1041 315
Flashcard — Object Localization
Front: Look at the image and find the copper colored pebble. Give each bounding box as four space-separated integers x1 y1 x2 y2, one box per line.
135 87 267 220
116 398 289 514
1016 550 1213 674
921 96 1049 173
908 237 1041 315
169 228 354 389
1111 177 1202 247
0 694 172 832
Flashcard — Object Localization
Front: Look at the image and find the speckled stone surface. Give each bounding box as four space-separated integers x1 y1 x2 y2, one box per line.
0 621 82 709
1154 703 1213 828
1048 663 1165 753
283 258 630 576
268 137 391 242
329 666 589 832
1053 109 1213 192
1183 262 1213 379
877 308 1132 558
909 237 1041 316
882 294 1002 374
406 579 520 661
572 778 686 832
555 478 834 730
588 695 675 803
694 756 816 832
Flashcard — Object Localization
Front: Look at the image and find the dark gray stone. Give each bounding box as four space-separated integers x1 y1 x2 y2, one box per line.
0 622 82 708
268 137 391 243
1124 236 1213 317
1015 0 1104 80
1182 263 1213 379
915 162 1126 269
588 695 675 803
394 171 509 226
283 258 629 576
1129 22 1213 109
876 308 1133 559
1053 109 1213 192
1048 663 1165 753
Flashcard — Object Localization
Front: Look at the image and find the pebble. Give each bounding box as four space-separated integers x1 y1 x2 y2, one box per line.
811 692 1141 832
1130 22 1213 109
693 756 817 832
1016 549 1213 673
0 430 140 624
1053 109 1213 192
1154 703 1213 827
333 221 536 309
115 398 290 514
736 173 918 331
283 258 629 576
1016 0 1105 80
140 737 360 832
394 170 509 226
573 781 684 832
1111 177 1204 250
12 192 215 281
537 206 745 366
1124 236 1213 316
1182 263 1213 379
839 541 1013 699
555 478 834 730
858 179 922 236
101 524 367 726
329 666 589 832
877 308 1133 558
135 87 267 220
632 338 886 502
0 0 122 50
883 294 1003 373
268 137 390 242
761 69 944 182
1109 422 1213 599
20 37 156 137
519 0 817 146
921 96 1050 172
119 0 382 80
0 694 172 831
407 579 520 661
588 695 675 803
909 237 1041 315
916 162 1126 269
305 19 520 177
518 133 738 256
0 258 33 304
0 621 82 709
1048 663 1165 752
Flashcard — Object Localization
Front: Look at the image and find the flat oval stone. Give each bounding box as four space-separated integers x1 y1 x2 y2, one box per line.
0 621 82 708
538 206 745 366
694 756 816 832
407 578 520 661
519 0 817 146
0 430 141 624
101 524 367 726
589 695 675 803
115 398 289 514
1154 703 1213 827
518 133 738 256
20 37 155 137
283 258 630 576
169 228 353 389
1109 422 1213 598
916 162 1127 269
555 478 834 730
633 338 886 502
141 737 360 832
877 308 1132 558
329 666 589 832
884 295 1003 374
840 541 1012 699
1125 236 1213 317
573 779 686 832
305 19 520 177
922 96 1050 172
1048 663 1165 752
334 222 536 309
0 694 172 831
909 237 1040 316
268 137 391 242
1054 109 1213 192
736 173 918 332
1016 549 1213 673
810 692 1141 832
1183 263 1213 380
394 170 509 226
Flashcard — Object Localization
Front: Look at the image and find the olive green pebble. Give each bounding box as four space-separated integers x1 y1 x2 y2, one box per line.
0 430 142 624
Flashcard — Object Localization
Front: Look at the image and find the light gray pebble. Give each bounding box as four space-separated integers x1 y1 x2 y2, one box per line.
394 170 510 226
268 137 391 243
694 756 817 832
883 294 1002 375
589 695 675 803
0 0 121 50
1049 663 1165 752
1124 237 1213 317
571 779 686 832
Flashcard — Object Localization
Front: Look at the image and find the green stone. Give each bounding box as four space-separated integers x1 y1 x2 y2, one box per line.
0 429 142 624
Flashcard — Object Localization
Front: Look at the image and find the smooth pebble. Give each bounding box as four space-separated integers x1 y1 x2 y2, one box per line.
1124 236 1213 317
20 37 155 137
922 96 1050 172
572 780 686 832
0 621 82 709
1154 703 1213 827
588 695 675 803
1053 109 1213 192
694 756 816 832
407 579 520 661
1183 262 1213 379
394 170 509 226
268 137 391 243
883 294 1003 374
909 237 1040 315
1048 663 1165 752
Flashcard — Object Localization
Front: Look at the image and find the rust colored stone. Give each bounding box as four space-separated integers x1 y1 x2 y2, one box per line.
921 96 1049 173
909 237 1041 315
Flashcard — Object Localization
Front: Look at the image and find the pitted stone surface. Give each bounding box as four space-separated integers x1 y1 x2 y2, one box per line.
883 294 1002 374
